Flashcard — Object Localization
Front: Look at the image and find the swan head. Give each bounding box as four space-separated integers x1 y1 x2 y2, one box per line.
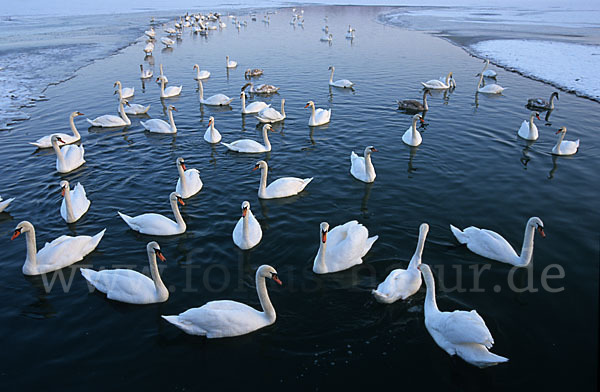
147 241 167 262
257 265 282 285
207 116 214 127
320 222 329 243
365 146 378 155
556 126 567 135
241 201 250 217
533 112 541 120
168 105 177 112
252 160 268 172
241 82 252 92
304 101 315 108
170 192 185 206
328 65 334 71
113 81 122 88
51 135 66 145
193 64 199 70
71 111 84 117
413 114 425 124
527 217 545 238
419 223 430 237
11 221 34 240
551 91 559 100
176 157 186 171
262 124 274 132
59 180 69 196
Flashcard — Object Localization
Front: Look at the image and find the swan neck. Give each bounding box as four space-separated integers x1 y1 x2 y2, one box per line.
64 187 76 222
177 163 186 187
258 166 268 197
242 213 251 244
119 101 131 124
241 93 246 111
422 91 429 110
280 100 285 116
411 117 418 137
329 68 334 83
555 131 566 149
198 80 203 100
171 197 186 231
364 150 375 177
477 73 484 90
256 273 276 322
549 94 556 109
408 233 426 270
69 115 80 138
52 139 65 166
168 109 176 131
262 126 271 151
23 226 38 268
148 249 167 293
519 223 537 266
423 271 439 315
316 237 327 271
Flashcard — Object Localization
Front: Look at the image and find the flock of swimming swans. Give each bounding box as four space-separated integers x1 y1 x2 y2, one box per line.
2 8 582 369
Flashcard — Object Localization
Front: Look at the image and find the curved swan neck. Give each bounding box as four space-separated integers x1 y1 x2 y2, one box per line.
69 114 80 138
411 117 419 137
423 270 439 315
445 72 451 85
170 197 186 230
258 165 268 197
256 273 276 322
408 231 426 270
262 126 271 151
23 226 38 267
147 248 167 293
422 91 429 110
555 130 566 150
52 139 66 166
168 108 176 131
63 186 76 222
477 73 484 90
177 163 186 187
119 101 131 124
549 93 556 109
519 222 537 266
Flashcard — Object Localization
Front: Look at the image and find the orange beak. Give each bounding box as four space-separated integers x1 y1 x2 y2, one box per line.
57 137 65 144
535 114 541 121
322 231 327 243
61 187 66 197
419 118 425 124
372 148 378 152
77 112 84 115
156 250 167 262
181 163 187 171
555 129 562 134
252 164 259 171
178 197 185 205
304 103 310 108
11 229 21 240
538 227 546 238
272 275 282 285
208 119 213 126
242 208 247 217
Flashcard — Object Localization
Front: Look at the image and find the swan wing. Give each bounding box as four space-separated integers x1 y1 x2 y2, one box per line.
350 152 366 180
222 139 266 152
34 230 105 273
438 310 494 347
81 268 159 304
373 268 421 302
245 102 269 113
264 177 312 198
141 119 172 133
463 227 519 263
87 115 125 127
118 212 179 235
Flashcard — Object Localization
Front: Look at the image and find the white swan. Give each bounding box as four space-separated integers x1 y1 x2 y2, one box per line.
0 195 15 213
157 64 168 84
226 56 237 68
80 242 169 304
30 111 83 148
305 100 331 126
162 265 281 337
372 223 428 303
193 64 210 80
11 221 105 276
450 216 545 267
161 37 175 47
175 157 202 198
232 201 262 250
86 98 131 127
144 27 155 38
313 221 378 274
203 116 222 143
241 91 269 114
527 92 559 110
402 114 425 147
143 42 154 55
140 105 177 134
320 33 333 42
197 79 232 106
256 99 285 123
420 263 509 367
140 64 153 79
118 192 186 236
517 112 541 141
477 73 504 94
157 77 182 98
478 59 497 78
328 66 354 88
222 124 274 153
422 72 453 90
350 146 377 183
253 160 313 199
114 81 134 99
60 180 90 223
51 135 85 173
552 127 579 156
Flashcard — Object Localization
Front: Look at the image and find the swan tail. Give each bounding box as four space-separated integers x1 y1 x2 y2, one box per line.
450 225 467 244
371 289 393 304
363 235 379 255
86 119 95 126
87 229 106 252
220 142 233 150
117 211 136 228
303 177 314 186
80 268 97 285
140 121 148 129
456 344 509 368
224 98 234 105
29 142 43 148
161 315 208 336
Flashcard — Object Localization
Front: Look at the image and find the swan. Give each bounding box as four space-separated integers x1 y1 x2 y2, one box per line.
115 89 149 115
420 263 509 367
114 81 134 99
222 124 274 153
51 135 85 173
144 28 155 38
60 180 90 223
197 79 232 106
305 100 331 126
241 91 269 114
193 64 210 80
477 73 504 94
203 116 222 143
157 64 168 84
140 64 153 79
11 221 105 276
175 157 202 198
118 192 186 236
253 160 313 199
232 201 262 250
397 90 431 112
527 92 559 110
346 30 355 39
161 37 175 47
242 82 280 94
165 27 177 35
30 111 83 148
162 265 281 338
320 33 333 42
226 56 237 68
256 99 285 123
402 114 425 147
86 98 131 127
244 68 263 78
422 72 453 90
450 216 545 267
140 105 177 134
143 42 154 55
313 221 378 274
80 242 169 304
0 195 15 213
478 59 497 78
328 66 354 88
372 223 428 303
157 77 182 98
517 112 541 141
552 127 579 156
350 146 377 183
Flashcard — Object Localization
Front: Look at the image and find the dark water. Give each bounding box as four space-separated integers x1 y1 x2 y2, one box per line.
0 6 598 391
